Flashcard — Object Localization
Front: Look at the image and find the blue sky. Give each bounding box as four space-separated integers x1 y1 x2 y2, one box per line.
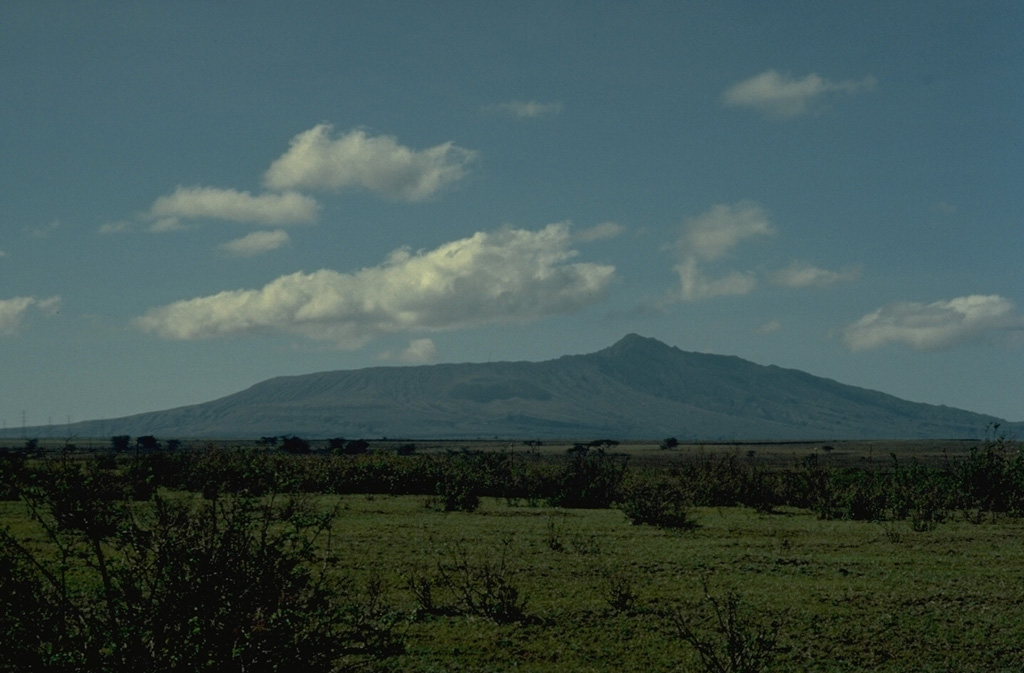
2 1 1022 433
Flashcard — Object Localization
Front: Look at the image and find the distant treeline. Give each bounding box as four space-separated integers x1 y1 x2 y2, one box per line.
2 435 1023 526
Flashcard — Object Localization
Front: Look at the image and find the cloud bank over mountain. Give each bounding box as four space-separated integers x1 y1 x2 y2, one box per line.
136 223 614 346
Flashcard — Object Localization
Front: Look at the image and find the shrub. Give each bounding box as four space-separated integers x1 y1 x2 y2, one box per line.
620 474 695 529
434 538 529 623
680 451 749 508
739 468 784 515
950 440 1024 516
548 446 628 508
0 450 26 500
601 571 639 614
331 438 370 455
432 455 481 513
0 462 364 673
341 576 406 657
672 578 786 673
280 435 311 454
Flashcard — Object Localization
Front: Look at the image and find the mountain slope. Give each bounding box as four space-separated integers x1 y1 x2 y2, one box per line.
19 334 1018 440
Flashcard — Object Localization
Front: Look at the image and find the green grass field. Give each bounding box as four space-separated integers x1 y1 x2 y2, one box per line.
3 440 1023 672
256 494 1024 672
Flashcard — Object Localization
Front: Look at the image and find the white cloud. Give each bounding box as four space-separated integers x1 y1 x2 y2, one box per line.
35 296 62 313
148 186 318 225
263 125 477 201
723 70 876 118
0 297 35 333
149 217 188 233
756 319 782 335
136 223 614 347
842 295 1023 351
485 100 564 119
669 202 773 302
0 295 61 335
572 221 625 243
393 335 438 362
771 261 860 288
98 220 133 234
30 220 61 239
677 201 774 261
218 230 290 257
675 258 757 301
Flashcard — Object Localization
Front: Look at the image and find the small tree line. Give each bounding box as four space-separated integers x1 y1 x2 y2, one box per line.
5 438 1023 526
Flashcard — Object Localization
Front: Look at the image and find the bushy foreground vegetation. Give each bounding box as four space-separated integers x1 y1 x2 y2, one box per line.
2 436 1023 671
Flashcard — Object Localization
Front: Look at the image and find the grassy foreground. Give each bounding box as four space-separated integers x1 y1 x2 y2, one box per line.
287 494 1024 672
3 441 1024 671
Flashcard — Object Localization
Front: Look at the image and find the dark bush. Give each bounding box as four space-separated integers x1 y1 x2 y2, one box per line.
0 450 26 500
434 538 529 623
431 453 482 512
680 451 750 508
345 439 371 455
0 466 361 673
548 446 628 508
950 441 1024 516
280 435 311 454
620 474 695 529
672 578 786 673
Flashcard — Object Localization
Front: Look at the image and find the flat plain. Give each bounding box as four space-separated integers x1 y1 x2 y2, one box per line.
316 494 1024 672
2 438 1022 672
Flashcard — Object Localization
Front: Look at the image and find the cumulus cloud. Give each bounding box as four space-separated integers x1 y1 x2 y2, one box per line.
723 70 876 118
383 338 440 364
842 295 1023 351
136 223 614 347
572 221 625 243
0 296 61 335
218 230 290 257
677 201 774 261
148 186 318 225
669 202 773 301
0 297 35 333
149 218 189 233
485 100 564 119
263 125 477 201
771 261 860 288
675 258 757 301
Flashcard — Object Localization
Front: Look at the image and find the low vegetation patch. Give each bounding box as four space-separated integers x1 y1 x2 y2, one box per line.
1 436 1023 671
